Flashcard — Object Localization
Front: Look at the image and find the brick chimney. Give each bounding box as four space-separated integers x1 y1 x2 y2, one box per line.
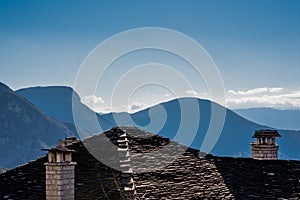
44 137 77 200
251 130 281 160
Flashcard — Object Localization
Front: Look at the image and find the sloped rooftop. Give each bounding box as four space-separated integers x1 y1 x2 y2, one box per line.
0 126 299 199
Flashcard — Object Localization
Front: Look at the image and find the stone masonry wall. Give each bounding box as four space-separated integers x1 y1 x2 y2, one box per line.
45 162 76 200
252 144 279 160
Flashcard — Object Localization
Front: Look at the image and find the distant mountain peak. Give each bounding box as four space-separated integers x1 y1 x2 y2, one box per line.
16 85 112 133
0 82 11 92
16 85 81 101
17 85 74 90
17 85 78 95
0 84 84 169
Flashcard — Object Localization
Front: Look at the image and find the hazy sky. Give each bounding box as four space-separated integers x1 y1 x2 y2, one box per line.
0 0 299 111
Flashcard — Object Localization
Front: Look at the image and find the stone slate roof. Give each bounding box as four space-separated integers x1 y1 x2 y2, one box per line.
0 126 299 200
252 130 281 138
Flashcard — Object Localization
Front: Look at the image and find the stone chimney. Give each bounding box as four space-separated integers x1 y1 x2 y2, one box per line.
44 137 77 200
251 130 281 160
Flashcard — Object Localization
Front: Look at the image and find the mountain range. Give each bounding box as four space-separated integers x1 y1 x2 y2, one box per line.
101 99 300 160
0 83 87 169
234 108 300 130
15 85 300 161
17 86 113 134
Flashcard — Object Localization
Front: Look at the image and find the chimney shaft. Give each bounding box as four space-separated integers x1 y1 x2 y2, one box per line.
45 139 77 200
251 130 281 160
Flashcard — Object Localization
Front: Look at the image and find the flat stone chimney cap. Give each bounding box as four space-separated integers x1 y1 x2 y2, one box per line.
65 136 77 141
42 140 75 152
252 130 281 138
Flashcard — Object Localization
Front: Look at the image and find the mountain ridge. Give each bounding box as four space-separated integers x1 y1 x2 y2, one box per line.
234 107 300 130
0 82 87 169
102 97 300 160
16 86 113 134
16 85 300 160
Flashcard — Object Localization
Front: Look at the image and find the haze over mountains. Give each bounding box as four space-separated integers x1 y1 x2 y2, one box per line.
234 108 300 130
16 85 300 161
0 83 86 169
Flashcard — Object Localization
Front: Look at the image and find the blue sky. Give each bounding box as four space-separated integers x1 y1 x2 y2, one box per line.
0 0 299 111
